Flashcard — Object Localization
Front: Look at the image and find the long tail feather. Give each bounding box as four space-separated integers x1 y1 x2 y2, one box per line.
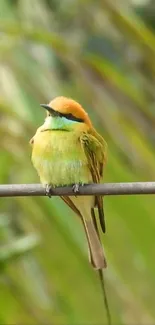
91 208 111 324
61 196 107 269
81 215 107 269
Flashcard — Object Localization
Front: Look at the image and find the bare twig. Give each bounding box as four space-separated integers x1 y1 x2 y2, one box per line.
0 182 155 197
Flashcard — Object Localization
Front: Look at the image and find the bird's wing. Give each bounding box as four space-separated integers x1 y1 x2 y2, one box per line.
80 129 107 233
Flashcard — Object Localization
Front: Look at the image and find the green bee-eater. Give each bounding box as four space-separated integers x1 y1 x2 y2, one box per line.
30 96 108 269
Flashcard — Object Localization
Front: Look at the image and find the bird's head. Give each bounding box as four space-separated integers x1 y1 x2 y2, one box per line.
41 96 92 131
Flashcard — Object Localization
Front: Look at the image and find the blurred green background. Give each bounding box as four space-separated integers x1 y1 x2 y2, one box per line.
1 0 155 324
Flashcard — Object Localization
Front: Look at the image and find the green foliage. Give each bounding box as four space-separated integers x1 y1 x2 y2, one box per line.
1 0 155 323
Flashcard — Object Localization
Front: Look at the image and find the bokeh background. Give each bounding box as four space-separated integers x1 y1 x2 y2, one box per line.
1 0 155 324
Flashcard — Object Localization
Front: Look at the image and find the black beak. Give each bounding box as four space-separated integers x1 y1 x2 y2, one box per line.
40 104 59 117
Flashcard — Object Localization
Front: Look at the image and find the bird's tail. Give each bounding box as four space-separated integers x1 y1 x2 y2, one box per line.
81 216 107 270
65 196 107 269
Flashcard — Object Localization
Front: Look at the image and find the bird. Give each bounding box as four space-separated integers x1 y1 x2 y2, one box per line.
30 96 108 269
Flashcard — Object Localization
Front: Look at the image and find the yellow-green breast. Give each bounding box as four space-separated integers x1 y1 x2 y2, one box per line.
32 130 92 186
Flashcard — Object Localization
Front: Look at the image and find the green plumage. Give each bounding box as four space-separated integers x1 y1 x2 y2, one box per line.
31 113 108 269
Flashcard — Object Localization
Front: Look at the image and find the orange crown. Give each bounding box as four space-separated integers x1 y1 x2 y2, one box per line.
48 96 92 127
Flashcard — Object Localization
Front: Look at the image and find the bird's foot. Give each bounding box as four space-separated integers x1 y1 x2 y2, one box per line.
45 184 53 198
72 183 80 194
72 183 85 197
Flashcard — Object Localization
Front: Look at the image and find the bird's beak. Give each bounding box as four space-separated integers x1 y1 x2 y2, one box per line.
40 104 59 117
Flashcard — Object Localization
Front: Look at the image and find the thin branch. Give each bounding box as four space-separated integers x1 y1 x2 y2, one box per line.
0 182 155 197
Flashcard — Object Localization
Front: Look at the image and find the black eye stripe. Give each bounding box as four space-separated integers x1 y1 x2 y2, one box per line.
60 113 84 123
40 104 84 123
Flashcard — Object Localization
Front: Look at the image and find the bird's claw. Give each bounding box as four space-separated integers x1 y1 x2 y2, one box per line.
45 184 53 198
72 183 80 194
72 184 81 197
